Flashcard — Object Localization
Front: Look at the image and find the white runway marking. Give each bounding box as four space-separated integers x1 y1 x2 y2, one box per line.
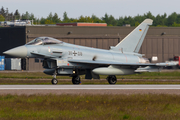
0 85 180 90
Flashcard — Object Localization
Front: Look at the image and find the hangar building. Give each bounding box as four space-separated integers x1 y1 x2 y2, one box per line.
0 26 180 71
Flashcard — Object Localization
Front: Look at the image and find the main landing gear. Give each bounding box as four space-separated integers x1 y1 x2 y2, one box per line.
72 75 81 84
107 75 117 84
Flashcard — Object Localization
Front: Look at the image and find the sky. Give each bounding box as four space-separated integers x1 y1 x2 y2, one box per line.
1 0 180 19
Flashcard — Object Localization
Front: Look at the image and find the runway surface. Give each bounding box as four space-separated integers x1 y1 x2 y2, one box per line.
0 85 180 95
1 85 180 89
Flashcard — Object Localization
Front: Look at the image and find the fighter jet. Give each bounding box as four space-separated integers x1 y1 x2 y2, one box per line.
3 19 177 85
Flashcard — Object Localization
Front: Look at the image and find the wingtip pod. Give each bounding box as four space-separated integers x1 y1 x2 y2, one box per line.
142 19 153 25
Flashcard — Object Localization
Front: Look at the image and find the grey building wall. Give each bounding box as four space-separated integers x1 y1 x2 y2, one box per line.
0 26 26 56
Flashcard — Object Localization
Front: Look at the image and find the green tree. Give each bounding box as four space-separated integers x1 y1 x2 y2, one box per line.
29 13 35 20
2 6 180 27
5 8 9 20
160 13 167 26
102 13 117 26
69 18 78 23
117 17 124 26
172 22 180 27
0 15 5 21
8 12 14 21
45 19 54 24
63 12 69 22
22 11 30 19
14 9 20 19
78 15 93 22
154 14 161 26
144 11 155 19
154 13 167 26
0 6 6 17
123 16 134 26
134 14 145 25
135 21 140 26
102 13 108 22
177 14 180 23
167 12 177 26
156 25 167 27
52 13 61 23
47 12 53 20
40 17 46 24
91 14 105 23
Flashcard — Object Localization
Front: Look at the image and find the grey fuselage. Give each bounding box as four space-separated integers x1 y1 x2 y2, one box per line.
26 42 142 69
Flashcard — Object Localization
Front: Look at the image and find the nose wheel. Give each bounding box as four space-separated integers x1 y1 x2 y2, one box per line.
51 78 58 85
72 75 81 84
51 71 58 85
107 75 117 84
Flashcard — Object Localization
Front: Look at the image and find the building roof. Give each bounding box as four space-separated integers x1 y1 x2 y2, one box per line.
56 23 107 27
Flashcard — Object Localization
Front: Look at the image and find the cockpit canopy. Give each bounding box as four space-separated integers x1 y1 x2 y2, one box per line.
26 37 63 45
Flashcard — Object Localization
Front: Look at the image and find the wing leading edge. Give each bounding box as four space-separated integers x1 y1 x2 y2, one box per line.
68 59 178 67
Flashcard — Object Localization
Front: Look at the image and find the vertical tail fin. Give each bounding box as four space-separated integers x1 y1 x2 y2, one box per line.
110 19 153 53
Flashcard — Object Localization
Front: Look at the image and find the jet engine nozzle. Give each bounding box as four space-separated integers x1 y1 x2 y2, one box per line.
3 45 27 58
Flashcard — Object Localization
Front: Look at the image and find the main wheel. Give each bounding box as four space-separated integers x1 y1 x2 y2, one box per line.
72 76 81 84
51 78 58 85
107 75 117 84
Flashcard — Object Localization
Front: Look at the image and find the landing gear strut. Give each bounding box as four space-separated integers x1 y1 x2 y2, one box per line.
107 75 117 84
72 75 81 84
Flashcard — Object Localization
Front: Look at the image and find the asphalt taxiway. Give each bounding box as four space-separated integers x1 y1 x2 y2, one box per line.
0 85 180 95
1 85 180 89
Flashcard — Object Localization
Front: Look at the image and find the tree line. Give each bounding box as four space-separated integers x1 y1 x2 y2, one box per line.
0 6 180 27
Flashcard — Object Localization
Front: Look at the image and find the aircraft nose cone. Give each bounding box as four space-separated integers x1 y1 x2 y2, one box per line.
3 46 27 58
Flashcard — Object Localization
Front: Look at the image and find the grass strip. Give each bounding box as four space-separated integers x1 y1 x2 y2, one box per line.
0 71 180 84
0 94 180 120
0 71 180 79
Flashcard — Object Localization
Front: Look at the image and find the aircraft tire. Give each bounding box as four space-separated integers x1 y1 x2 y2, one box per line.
51 78 58 85
107 75 117 84
72 76 81 84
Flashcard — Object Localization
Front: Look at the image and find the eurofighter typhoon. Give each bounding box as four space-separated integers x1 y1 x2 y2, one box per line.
3 19 177 85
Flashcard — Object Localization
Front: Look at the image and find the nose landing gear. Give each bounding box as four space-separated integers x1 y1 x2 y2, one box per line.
51 74 58 85
51 78 58 85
